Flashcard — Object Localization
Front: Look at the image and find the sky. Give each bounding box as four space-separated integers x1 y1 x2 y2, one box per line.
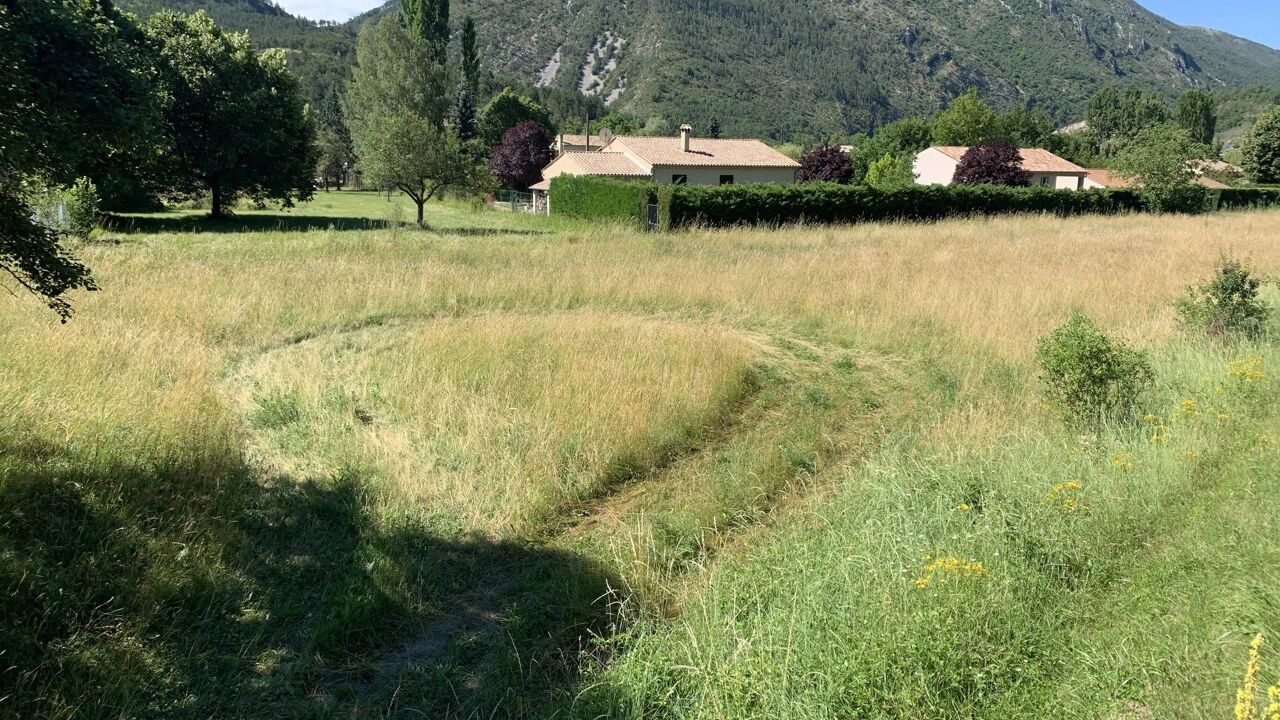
274 0 1279 50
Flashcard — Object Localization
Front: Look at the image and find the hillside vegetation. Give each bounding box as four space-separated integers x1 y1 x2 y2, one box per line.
3 193 1280 718
117 0 1280 139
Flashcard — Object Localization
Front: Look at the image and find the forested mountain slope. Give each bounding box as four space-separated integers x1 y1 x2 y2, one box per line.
122 0 1280 139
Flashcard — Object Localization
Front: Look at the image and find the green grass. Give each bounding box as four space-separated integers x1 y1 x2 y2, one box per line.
3 191 1280 719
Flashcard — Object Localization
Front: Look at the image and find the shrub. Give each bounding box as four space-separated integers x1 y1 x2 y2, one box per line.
952 142 1031 187
796 145 853 184
549 175 653 226
659 182 1144 229
1036 314 1154 428
865 153 915 189
63 177 100 239
489 121 553 191
1176 257 1270 339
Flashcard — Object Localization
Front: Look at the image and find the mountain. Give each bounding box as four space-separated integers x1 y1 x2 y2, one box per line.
118 0 1280 141
115 0 357 103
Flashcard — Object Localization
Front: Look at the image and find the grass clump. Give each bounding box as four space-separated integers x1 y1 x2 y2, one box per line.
1177 257 1270 339
1036 313 1154 428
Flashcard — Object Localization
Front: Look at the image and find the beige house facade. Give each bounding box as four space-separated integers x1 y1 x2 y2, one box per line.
914 146 1089 190
531 125 800 213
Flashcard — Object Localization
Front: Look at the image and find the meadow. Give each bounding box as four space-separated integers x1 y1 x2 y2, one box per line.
2 191 1279 719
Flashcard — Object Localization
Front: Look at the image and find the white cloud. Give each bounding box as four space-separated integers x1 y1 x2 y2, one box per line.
272 0 384 22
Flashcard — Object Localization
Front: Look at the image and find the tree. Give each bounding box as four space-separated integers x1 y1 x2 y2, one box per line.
401 0 448 64
1087 85 1169 154
478 88 553 147
145 11 317 218
344 15 452 137
490 121 554 190
0 0 156 317
452 84 478 141
707 117 723 139
865 154 915 189
849 117 932 183
358 114 485 225
460 15 479 92
931 89 1002 146
1113 123 1209 212
952 142 1031 186
1240 107 1280 184
1176 91 1217 145
316 88 354 189
1000 107 1054 147
797 145 853 183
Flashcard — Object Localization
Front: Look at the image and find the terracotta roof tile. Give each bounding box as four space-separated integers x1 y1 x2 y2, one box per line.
933 146 1086 174
565 152 649 177
609 137 801 168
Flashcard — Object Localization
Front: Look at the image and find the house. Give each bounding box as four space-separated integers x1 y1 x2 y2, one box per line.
531 124 801 213
1082 168 1230 190
914 146 1089 190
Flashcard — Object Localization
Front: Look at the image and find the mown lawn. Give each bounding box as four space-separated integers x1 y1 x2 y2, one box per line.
2 191 1279 719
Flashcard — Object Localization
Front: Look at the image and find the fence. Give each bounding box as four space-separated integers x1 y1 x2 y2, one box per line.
492 189 534 213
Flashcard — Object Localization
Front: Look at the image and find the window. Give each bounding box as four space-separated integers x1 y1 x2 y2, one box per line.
1039 176 1051 187
719 174 735 185
671 174 688 184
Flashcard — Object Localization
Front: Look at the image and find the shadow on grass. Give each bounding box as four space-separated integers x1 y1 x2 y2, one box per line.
102 214 555 238
0 437 617 719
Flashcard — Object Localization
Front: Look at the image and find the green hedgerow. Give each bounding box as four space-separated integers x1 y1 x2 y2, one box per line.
1036 313 1154 429
1176 257 1270 339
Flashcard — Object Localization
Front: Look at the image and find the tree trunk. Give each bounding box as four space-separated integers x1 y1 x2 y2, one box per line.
210 180 224 219
416 199 425 226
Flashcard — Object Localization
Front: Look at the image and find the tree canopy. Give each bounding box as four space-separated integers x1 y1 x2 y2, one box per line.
144 11 317 217
1241 107 1280 184
1113 123 1209 212
952 143 1031 186
479 89 554 147
490 121 554 191
797 146 854 184
1176 90 1217 146
931 90 1002 147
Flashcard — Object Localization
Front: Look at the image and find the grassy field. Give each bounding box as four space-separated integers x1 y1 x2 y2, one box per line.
3 191 1280 719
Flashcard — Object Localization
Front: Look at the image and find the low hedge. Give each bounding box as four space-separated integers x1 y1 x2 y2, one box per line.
548 176 1280 230
548 175 653 225
661 183 1146 229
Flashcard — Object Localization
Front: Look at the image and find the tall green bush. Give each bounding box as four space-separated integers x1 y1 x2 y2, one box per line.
1176 257 1270 339
548 176 653 226
1036 314 1154 429
63 177 100 239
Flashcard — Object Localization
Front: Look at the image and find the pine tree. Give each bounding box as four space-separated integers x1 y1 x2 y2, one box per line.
453 84 478 141
707 117 722 139
460 16 480 92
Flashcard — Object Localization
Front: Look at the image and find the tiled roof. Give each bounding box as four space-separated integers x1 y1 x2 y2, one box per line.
609 137 801 168
564 152 649 177
558 134 604 148
933 146 1086 174
1085 168 1230 190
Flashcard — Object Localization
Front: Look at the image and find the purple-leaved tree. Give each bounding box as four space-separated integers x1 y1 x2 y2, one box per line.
489 121 553 191
952 142 1031 186
797 145 854 184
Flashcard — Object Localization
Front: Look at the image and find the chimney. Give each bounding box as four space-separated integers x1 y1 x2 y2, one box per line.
680 124 692 152
557 134 565 154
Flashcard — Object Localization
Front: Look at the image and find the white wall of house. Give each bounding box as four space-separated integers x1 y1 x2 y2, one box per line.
913 148 959 185
650 166 797 185
1028 173 1086 190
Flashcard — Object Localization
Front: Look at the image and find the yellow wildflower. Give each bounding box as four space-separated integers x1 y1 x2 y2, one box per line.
1177 398 1201 417
1045 481 1087 512
1229 356 1268 385
1185 450 1201 460
954 503 972 513
1112 453 1134 472
1142 413 1159 423
912 555 990 589
1238 634 1264 720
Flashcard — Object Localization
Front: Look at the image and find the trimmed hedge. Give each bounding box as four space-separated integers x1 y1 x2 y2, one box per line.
548 175 653 225
549 176 1280 230
661 182 1145 228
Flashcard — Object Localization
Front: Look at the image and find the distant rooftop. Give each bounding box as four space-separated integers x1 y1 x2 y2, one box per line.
607 136 801 168
931 146 1086 174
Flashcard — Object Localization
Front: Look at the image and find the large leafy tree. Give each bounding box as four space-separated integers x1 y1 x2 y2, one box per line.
145 11 317 218
359 113 485 225
797 146 853 184
952 143 1031 186
865 153 916 189
344 15 451 136
1240 107 1280 184
401 0 448 63
1086 85 1169 154
1 0 155 318
478 88 554 147
1176 90 1217 146
848 117 932 184
490 121 553 190
1000 107 1054 147
931 90 1002 147
1113 123 1209 212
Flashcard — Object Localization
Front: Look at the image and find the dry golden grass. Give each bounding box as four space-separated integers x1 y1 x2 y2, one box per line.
229 312 755 534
